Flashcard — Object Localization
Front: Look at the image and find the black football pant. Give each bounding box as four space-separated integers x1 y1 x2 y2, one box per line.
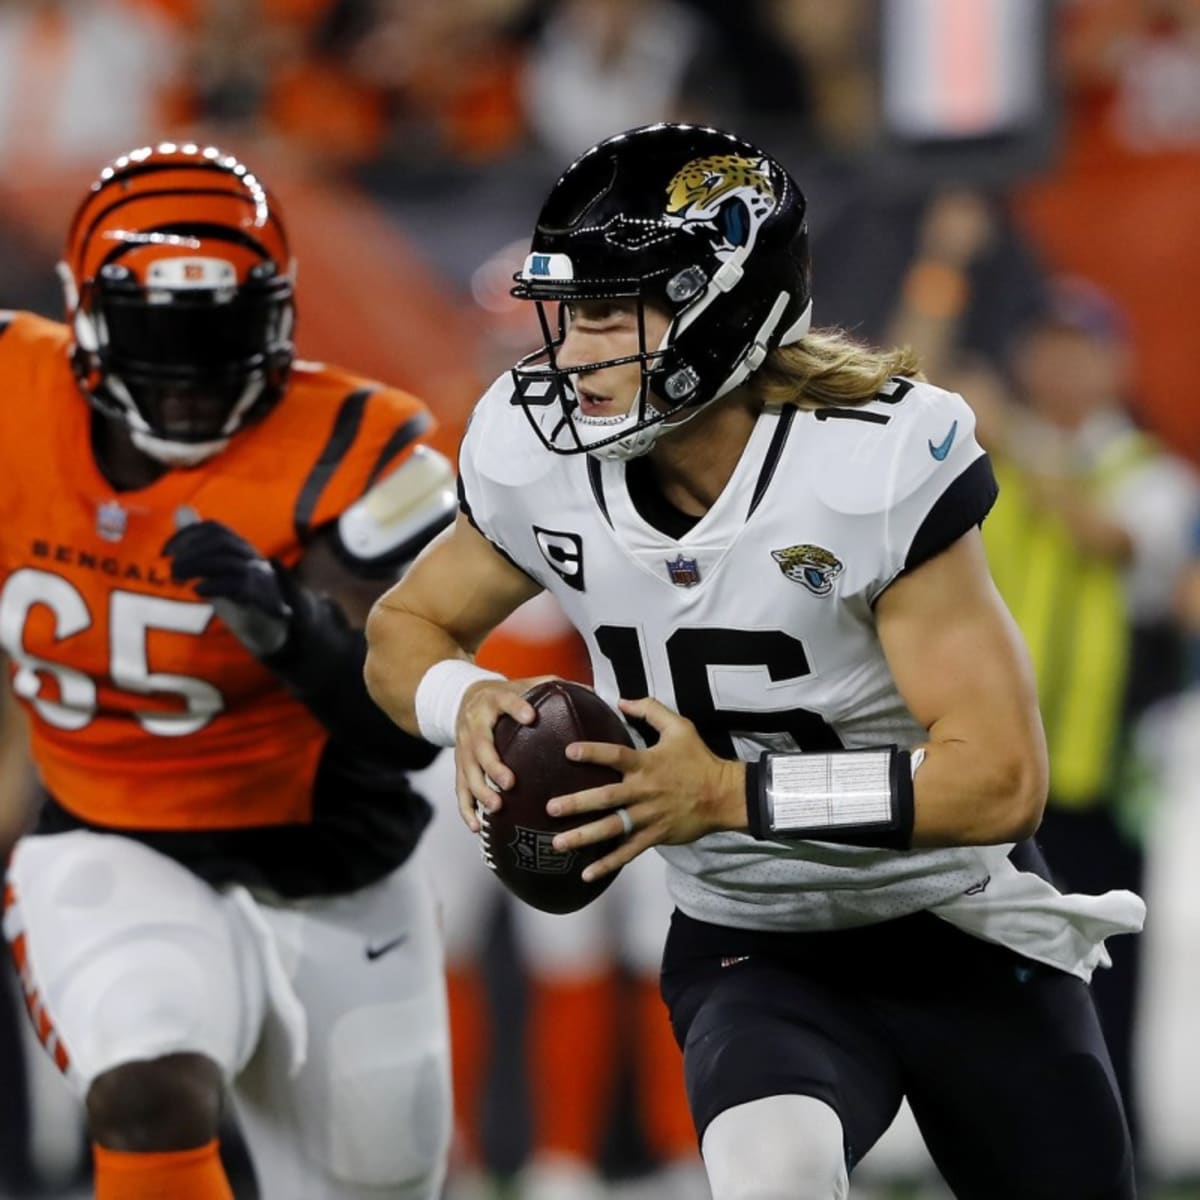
662 906 1135 1200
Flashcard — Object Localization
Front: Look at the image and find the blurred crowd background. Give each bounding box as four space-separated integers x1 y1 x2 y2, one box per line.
2 1 1200 1198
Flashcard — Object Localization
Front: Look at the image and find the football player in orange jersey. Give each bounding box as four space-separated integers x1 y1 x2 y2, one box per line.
0 144 457 1200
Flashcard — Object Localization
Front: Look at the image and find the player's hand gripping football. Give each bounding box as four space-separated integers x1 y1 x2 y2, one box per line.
454 674 556 832
547 696 745 881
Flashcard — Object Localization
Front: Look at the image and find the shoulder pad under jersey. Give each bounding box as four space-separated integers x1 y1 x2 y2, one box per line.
335 445 456 576
461 372 561 489
804 379 983 516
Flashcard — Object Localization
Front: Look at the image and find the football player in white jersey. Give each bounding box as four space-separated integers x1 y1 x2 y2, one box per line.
365 124 1145 1200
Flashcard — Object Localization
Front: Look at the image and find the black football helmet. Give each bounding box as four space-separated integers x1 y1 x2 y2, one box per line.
510 123 812 460
62 143 295 466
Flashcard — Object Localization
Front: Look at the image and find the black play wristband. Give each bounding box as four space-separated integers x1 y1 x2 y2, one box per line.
745 746 915 850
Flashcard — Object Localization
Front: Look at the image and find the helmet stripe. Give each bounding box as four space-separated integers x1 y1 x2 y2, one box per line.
94 222 279 273
65 161 256 245
74 190 288 283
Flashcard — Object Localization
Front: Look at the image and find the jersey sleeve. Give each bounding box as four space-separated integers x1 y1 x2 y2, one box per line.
806 379 997 603
457 373 556 583
297 384 435 540
872 384 997 599
0 313 21 526
0 312 65 531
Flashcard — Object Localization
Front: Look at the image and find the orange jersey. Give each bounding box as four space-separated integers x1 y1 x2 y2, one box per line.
0 311 433 833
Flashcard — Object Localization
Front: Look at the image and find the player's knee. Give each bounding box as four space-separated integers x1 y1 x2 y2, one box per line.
325 1038 452 1191
87 1053 223 1151
702 1096 849 1200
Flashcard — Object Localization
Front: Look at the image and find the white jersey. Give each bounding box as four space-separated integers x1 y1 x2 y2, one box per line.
459 373 1145 980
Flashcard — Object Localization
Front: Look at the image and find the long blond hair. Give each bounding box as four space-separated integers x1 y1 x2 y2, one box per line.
749 328 924 410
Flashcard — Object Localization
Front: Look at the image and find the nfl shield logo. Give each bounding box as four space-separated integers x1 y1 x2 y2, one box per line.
96 500 128 543
665 554 701 587
511 826 573 874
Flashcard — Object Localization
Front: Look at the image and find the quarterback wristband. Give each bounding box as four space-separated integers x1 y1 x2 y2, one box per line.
745 746 915 850
414 659 505 748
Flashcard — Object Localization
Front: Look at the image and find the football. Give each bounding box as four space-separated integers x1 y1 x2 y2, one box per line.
480 680 635 914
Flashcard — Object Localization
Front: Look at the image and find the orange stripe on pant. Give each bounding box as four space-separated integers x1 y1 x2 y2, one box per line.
4 889 72 1074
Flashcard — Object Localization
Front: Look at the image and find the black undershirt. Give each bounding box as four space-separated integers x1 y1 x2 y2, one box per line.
625 455 702 538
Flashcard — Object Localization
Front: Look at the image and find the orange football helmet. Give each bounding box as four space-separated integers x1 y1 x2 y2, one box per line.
61 143 296 465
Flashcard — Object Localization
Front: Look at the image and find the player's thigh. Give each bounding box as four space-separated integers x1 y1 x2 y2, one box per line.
898 957 1135 1200
232 848 452 1199
3 831 264 1096
661 918 903 1168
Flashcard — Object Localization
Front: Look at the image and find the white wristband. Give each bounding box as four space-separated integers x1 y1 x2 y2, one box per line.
414 659 505 747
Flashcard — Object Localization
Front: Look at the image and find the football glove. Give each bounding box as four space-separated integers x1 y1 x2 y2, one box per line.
161 510 437 766
162 518 293 657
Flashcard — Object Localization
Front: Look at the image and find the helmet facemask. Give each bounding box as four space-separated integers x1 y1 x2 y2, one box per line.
511 255 812 462
71 260 293 466
512 282 706 462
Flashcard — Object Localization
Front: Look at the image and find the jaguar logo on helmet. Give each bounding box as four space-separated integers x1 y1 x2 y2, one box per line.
663 154 777 259
771 544 844 596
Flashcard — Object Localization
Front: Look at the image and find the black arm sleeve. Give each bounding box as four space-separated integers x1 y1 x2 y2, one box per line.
262 571 439 769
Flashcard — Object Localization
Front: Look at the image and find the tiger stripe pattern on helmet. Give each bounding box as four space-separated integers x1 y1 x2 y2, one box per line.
63 142 291 297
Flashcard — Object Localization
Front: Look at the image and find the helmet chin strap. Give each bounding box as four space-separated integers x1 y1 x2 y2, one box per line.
102 374 237 467
131 428 229 467
580 294 813 463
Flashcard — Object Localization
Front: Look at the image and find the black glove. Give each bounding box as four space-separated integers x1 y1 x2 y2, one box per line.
163 519 293 657
162 516 438 768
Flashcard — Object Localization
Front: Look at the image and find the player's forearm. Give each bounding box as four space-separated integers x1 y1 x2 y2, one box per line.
735 734 1045 850
363 597 475 737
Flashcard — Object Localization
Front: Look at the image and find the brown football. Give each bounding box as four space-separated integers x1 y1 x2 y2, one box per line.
480 680 634 914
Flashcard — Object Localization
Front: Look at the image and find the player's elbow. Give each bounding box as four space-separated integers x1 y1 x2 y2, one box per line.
990 745 1048 843
363 600 415 731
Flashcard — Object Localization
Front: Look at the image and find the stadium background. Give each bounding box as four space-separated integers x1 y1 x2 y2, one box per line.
0 1 1198 1198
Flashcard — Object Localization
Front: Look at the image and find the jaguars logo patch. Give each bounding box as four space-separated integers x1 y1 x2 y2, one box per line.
663 154 776 259
771 544 843 596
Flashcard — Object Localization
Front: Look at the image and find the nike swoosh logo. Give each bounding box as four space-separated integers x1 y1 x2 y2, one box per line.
928 420 958 461
365 934 408 962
